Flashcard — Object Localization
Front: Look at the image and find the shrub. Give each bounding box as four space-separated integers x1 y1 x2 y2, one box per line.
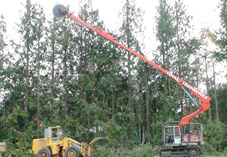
202 120 226 152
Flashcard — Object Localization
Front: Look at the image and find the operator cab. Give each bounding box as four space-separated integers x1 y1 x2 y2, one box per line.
45 126 64 140
165 126 181 144
163 121 204 147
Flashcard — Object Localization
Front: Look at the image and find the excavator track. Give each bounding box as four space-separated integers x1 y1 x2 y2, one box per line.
160 147 200 157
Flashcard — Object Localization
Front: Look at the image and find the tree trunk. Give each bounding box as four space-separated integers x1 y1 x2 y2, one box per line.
205 56 212 120
63 52 68 116
111 78 115 119
37 39 40 126
51 18 55 103
213 62 219 121
145 73 150 140
25 45 29 113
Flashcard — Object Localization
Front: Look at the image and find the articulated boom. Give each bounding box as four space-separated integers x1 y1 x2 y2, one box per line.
54 4 211 125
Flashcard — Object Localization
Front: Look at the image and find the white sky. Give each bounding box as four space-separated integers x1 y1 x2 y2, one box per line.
0 0 221 57
0 0 225 84
0 0 221 47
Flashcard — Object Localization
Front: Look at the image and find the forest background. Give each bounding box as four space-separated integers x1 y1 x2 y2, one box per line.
0 0 226 156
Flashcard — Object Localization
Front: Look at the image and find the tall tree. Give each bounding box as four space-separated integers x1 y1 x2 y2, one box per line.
4 0 47 129
136 59 156 144
0 15 7 71
0 14 7 141
119 0 145 144
55 14 75 117
172 0 200 118
15 0 40 112
0 14 7 102
30 4 46 127
44 17 63 124
156 0 202 120
0 2 48 155
199 28 219 121
155 0 176 119
119 0 144 106
215 83 227 124
213 0 227 61
63 0 115 142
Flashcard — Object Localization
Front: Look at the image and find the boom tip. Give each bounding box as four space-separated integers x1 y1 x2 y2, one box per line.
53 4 67 18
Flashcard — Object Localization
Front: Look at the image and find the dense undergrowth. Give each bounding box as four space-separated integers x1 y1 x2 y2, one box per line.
95 145 227 157
0 120 226 157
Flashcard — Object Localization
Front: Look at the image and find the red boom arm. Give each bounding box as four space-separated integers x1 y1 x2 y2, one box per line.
57 7 211 125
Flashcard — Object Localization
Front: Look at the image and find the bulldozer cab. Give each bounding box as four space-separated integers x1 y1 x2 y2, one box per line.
45 126 64 140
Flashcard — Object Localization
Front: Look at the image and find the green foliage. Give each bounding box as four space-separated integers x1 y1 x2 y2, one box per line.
95 144 156 157
0 15 7 71
212 0 227 61
149 121 163 145
200 150 227 157
216 83 227 124
202 120 226 152
0 0 226 156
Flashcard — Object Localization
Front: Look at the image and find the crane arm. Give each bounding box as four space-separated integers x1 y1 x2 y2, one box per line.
54 5 211 125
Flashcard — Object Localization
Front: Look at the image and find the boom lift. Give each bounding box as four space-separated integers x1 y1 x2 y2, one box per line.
52 4 212 157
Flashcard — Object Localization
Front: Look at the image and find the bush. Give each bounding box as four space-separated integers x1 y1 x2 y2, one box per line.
202 120 226 152
95 144 157 157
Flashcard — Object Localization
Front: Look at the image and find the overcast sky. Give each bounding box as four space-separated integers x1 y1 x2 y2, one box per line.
1 0 221 45
0 0 225 84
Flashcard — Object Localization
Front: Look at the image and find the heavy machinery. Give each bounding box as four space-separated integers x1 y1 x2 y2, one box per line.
30 126 110 157
0 142 6 157
160 122 204 156
52 4 213 157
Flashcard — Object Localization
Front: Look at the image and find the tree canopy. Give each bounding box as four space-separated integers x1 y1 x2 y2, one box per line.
0 0 226 156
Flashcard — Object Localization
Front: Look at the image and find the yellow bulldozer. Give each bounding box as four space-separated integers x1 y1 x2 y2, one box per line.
30 126 110 157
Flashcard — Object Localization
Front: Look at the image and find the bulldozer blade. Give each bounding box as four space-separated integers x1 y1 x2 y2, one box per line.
53 4 67 18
